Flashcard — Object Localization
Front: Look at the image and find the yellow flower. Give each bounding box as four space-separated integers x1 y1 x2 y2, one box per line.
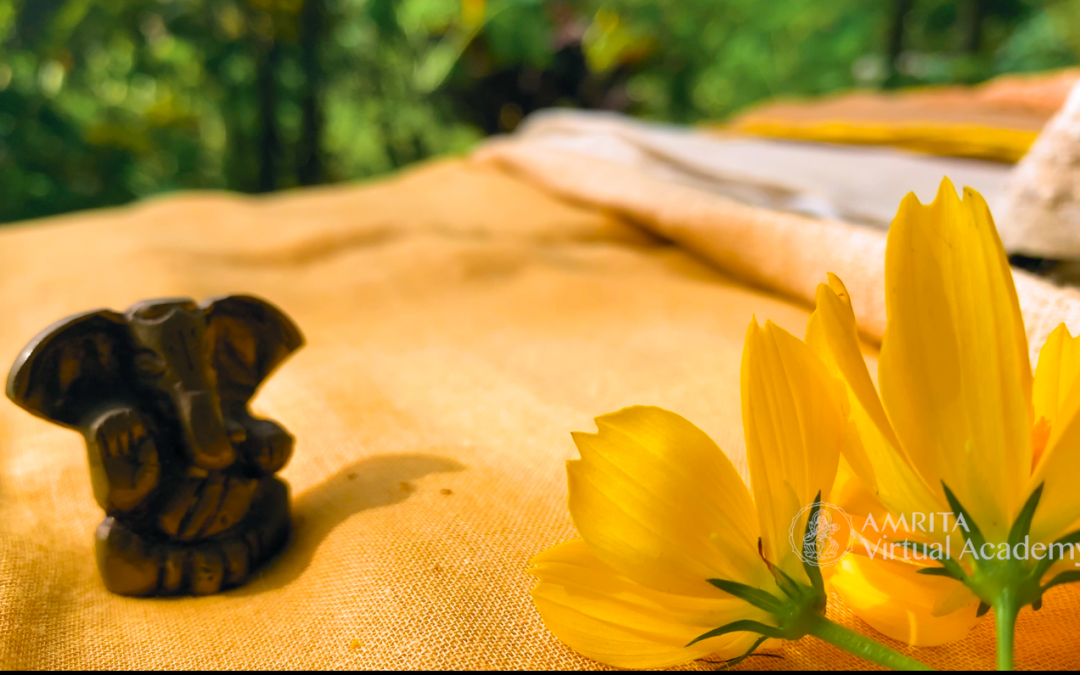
528 320 928 669
806 177 1080 668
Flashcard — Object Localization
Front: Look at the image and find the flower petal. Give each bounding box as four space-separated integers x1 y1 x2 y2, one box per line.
831 553 980 647
1031 324 1080 436
1029 324 1080 541
878 179 1031 541
833 455 980 640
568 405 770 596
742 318 847 581
806 274 943 522
529 539 768 669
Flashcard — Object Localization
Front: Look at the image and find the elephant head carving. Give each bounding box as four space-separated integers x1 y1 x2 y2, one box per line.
6 295 304 597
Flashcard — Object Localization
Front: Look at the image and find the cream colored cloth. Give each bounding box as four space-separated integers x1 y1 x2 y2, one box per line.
999 80 1080 259
2 146 1080 671
478 137 1080 362
512 109 1012 233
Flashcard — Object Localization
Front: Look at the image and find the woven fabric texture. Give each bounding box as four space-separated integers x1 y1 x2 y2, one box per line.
1 148 1079 669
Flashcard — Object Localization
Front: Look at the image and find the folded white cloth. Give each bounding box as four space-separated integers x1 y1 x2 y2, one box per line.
998 81 1080 259
511 109 1013 233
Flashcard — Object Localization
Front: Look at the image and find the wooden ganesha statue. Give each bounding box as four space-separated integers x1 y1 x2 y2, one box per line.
6 295 304 597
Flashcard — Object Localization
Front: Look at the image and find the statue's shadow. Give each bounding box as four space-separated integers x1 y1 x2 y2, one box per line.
228 452 463 595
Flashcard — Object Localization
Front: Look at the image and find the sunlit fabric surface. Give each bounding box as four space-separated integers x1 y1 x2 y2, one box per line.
3 138 1080 668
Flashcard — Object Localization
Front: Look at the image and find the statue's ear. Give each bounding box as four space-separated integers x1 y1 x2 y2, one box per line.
6 310 130 428
201 295 304 404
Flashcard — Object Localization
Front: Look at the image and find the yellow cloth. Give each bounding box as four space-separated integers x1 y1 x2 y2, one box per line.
730 118 1037 164
722 70 1080 163
2 148 1080 669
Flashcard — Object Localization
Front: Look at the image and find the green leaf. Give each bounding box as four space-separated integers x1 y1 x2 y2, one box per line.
412 0 519 95
895 539 968 582
686 619 786 647
916 566 959 579
942 482 986 550
801 491 826 599
895 540 930 556
938 556 969 582
757 537 805 602
706 578 782 613
698 635 783 670
770 560 807 602
976 601 991 617
1008 483 1044 548
1033 528 1080 581
917 558 967 581
1040 570 1080 593
413 33 474 93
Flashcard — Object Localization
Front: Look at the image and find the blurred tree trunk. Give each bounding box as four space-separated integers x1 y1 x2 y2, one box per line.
884 0 913 89
256 39 281 193
298 0 326 186
668 63 692 124
960 0 986 54
11 0 68 48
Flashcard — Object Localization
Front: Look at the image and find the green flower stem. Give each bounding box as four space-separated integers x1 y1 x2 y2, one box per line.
995 589 1020 671
805 614 934 671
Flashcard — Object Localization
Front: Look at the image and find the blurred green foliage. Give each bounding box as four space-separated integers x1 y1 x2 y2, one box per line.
0 0 1077 224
